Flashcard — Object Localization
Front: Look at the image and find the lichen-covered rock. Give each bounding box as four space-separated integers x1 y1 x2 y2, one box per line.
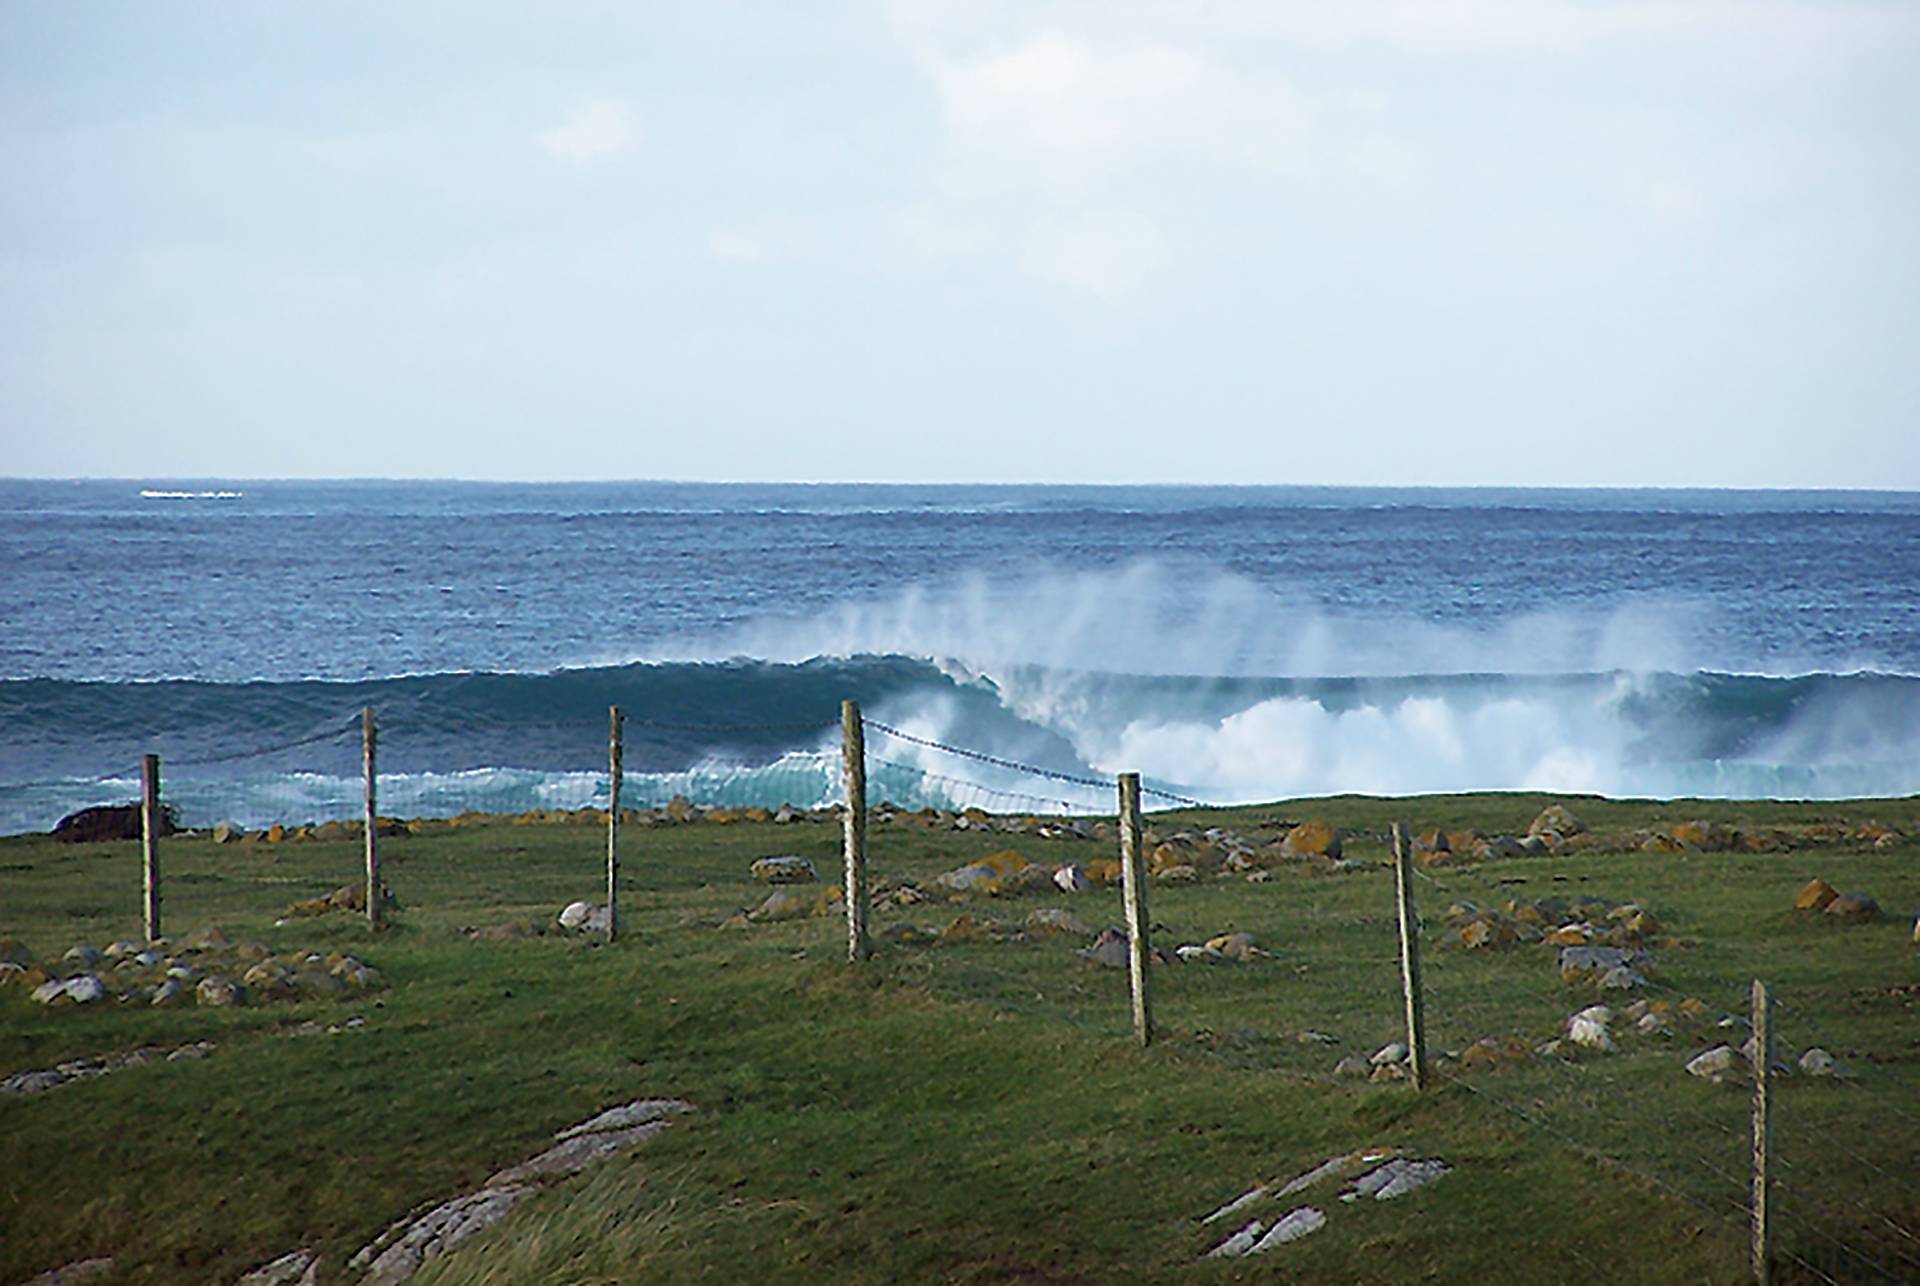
1025 907 1092 936
196 975 247 1007
1348 1158 1450 1200
1795 878 1839 912
1251 1206 1326 1251
1052 864 1090 893
1280 821 1342 859
1204 1219 1265 1259
1798 1048 1843 1077
749 856 816 884
63 975 107 1005
1528 804 1586 840
353 1186 531 1286
237 1248 317 1285
1568 1006 1614 1051
1205 932 1263 962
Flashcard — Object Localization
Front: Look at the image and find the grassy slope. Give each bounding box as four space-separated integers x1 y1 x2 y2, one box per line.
1 794 1915 1283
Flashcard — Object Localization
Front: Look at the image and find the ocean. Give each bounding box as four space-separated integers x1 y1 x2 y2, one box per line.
2 480 1917 833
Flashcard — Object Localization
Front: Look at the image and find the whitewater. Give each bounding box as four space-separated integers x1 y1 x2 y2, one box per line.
1 481 1916 832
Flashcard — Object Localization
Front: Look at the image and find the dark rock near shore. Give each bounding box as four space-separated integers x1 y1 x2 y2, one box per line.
51 802 179 844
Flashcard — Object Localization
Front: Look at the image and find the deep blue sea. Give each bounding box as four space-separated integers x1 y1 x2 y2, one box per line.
2 480 1917 832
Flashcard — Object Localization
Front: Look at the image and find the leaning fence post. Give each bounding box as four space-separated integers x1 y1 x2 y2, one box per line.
1392 822 1429 1089
842 699 870 962
1118 772 1152 1047
363 706 381 929
607 705 623 942
141 753 161 942
1751 978 1773 1284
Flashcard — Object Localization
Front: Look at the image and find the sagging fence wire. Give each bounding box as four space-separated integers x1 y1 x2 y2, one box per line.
861 718 1211 809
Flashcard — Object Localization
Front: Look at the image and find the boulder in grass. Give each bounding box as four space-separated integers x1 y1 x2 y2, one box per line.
1527 804 1586 841
1686 1045 1737 1080
1053 864 1090 894
1824 892 1881 923
0 938 32 968
750 856 816 884
51 802 179 844
196 975 247 1008
1795 878 1839 912
1280 821 1342 860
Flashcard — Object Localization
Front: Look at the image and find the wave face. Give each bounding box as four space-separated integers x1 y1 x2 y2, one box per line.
4 657 1919 833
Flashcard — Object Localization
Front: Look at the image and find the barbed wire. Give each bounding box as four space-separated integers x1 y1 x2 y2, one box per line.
867 756 1091 815
861 719 1210 808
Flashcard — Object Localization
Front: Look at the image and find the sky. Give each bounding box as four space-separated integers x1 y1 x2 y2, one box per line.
2 1 1916 486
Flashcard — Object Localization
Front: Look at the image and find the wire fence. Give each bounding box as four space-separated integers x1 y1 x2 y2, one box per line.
5 701 1915 1281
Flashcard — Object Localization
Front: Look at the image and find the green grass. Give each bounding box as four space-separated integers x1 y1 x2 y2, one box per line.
2 795 1916 1283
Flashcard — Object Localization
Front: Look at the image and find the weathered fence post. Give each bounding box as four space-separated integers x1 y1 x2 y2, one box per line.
141 753 161 942
1751 978 1773 1284
1392 822 1429 1089
1118 772 1152 1047
607 705 623 942
842 699 870 962
363 706 381 929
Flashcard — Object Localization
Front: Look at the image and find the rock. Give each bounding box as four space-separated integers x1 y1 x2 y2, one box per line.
1175 945 1226 963
1824 892 1881 922
553 1098 692 1141
1053 864 1090 893
212 820 247 844
1025 907 1092 936
1205 932 1263 962
294 970 348 996
1528 804 1586 839
184 925 230 951
150 977 186 1006
557 901 594 930
1637 1012 1674 1036
1795 878 1839 911
1078 928 1132 969
102 939 140 960
1250 1206 1327 1252
772 804 802 824
1597 965 1648 991
30 979 67 1005
62 944 103 970
238 1249 318 1285
749 856 816 884
1798 1048 1842 1076
196 975 247 1007
1568 1006 1614 1051
22 1257 115 1285
1371 1041 1408 1066
1687 1045 1738 1079
0 937 32 967
52 801 177 843
749 889 817 923
1204 1219 1266 1259
353 1186 531 1286
1202 1186 1268 1225
1348 1158 1450 1200
1560 944 1650 985
486 1121 674 1187
63 975 107 1004
1333 1053 1372 1078
1280 821 1342 859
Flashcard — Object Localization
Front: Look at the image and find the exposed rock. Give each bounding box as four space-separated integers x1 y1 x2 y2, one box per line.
30 979 67 1005
62 944 103 970
1560 945 1651 986
1201 1186 1268 1225
237 1248 318 1285
749 888 824 923
196 975 247 1007
52 801 177 843
1250 1206 1327 1251
1568 1006 1614 1051
1687 1045 1738 1079
1204 1219 1265 1259
1333 1053 1372 1078
749 855 816 884
1798 1048 1843 1077
22 1257 115 1285
1280 821 1342 859
1053 864 1091 893
63 974 107 1005
486 1121 673 1187
212 820 247 844
1795 878 1839 911
150 977 185 1006
1205 932 1263 962
1371 1042 1408 1066
557 901 612 933
553 1098 692 1142
1528 804 1586 840
353 1186 532 1286
1025 907 1092 936
1824 892 1881 922
0 937 32 966
1347 1158 1450 1201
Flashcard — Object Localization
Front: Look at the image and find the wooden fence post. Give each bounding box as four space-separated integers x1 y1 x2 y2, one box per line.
1392 822 1429 1089
141 754 161 942
1751 978 1773 1284
607 705 623 942
842 699 869 962
363 706 381 929
1118 772 1152 1047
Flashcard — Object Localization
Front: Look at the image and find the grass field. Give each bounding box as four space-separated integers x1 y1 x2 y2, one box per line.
3 793 1917 1283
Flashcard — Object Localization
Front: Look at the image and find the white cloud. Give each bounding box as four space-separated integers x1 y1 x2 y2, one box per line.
537 100 638 163
1019 209 1166 295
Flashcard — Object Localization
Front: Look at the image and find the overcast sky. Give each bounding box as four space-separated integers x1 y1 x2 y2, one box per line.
3 1 1916 486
